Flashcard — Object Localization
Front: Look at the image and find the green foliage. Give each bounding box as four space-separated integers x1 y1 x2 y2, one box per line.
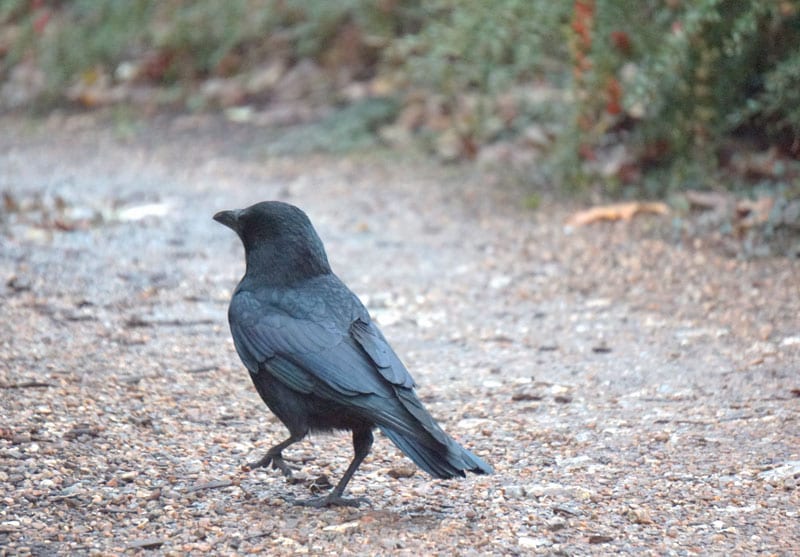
3 0 799 199
511 0 800 195
604 0 800 171
739 36 800 144
149 1 260 79
0 0 26 22
266 96 399 156
10 0 421 89
392 0 571 94
39 0 153 86
279 0 406 59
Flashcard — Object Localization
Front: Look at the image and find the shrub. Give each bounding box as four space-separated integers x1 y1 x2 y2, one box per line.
574 0 800 188
2 0 799 199
3 0 421 92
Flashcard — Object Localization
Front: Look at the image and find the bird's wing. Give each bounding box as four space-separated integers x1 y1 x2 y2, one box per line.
230 289 453 446
349 318 415 389
229 290 411 398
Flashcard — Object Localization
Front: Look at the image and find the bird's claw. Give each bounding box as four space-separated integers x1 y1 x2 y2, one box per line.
246 454 295 477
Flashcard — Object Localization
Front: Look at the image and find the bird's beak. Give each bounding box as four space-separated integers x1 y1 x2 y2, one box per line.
213 209 241 232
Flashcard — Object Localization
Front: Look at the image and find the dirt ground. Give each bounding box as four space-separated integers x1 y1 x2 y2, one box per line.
1 113 798 555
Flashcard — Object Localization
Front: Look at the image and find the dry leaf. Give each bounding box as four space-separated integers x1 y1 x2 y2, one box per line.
736 196 774 228
685 190 734 212
566 201 669 226
731 147 780 179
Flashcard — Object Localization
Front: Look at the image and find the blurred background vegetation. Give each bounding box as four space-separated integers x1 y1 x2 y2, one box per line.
2 0 799 231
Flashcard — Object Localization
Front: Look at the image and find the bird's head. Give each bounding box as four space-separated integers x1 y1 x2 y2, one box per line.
214 201 331 283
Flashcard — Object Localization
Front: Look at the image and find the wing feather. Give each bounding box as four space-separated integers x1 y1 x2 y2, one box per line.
229 288 441 443
350 318 415 388
230 291 401 398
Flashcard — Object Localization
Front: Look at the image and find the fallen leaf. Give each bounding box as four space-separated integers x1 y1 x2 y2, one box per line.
685 190 735 212
566 201 669 226
730 147 780 179
736 196 774 229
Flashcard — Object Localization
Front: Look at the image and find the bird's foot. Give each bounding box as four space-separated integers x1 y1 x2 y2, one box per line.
293 494 370 508
244 453 294 477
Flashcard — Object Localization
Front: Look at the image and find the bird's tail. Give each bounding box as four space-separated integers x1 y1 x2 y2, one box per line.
379 426 492 479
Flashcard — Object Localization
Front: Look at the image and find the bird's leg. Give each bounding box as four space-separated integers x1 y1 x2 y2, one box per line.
296 428 374 508
246 432 304 477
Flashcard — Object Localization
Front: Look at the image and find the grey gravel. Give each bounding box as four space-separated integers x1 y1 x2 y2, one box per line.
1 113 798 555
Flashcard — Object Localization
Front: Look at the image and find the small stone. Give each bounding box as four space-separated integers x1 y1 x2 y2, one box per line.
627 508 653 524
526 483 566 499
127 538 166 550
456 418 493 430
503 485 525 499
286 471 310 485
518 536 551 549
591 342 612 353
322 520 360 533
758 461 800 487
511 388 544 402
557 455 594 470
552 503 581 517
489 275 512 290
387 466 416 479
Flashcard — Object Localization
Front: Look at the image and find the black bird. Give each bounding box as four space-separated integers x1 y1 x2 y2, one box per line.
213 201 492 507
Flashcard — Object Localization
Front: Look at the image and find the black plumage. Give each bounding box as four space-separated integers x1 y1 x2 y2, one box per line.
214 201 491 507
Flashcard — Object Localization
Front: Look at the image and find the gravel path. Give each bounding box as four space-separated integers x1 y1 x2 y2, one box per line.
1 114 798 555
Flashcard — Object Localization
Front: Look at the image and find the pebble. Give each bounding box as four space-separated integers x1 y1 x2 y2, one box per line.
456 418 493 430
758 461 800 488
518 536 551 549
489 275 512 290
3 116 800 556
503 485 525 499
557 455 594 469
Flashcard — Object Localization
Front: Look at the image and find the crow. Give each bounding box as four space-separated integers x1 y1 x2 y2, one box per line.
214 201 491 507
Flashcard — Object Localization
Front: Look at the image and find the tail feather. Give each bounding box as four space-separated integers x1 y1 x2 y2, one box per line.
365 385 492 478
380 427 492 479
